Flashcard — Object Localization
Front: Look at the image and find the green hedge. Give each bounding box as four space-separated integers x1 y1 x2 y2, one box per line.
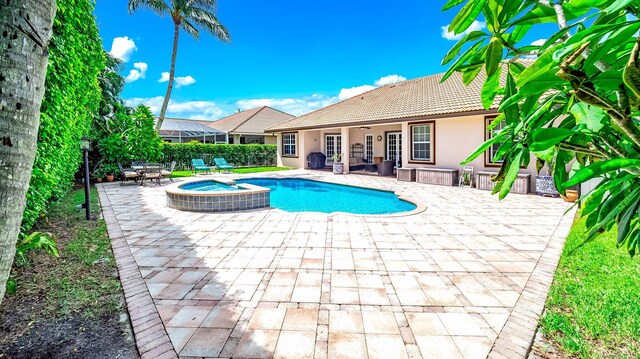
22 0 104 232
162 142 277 170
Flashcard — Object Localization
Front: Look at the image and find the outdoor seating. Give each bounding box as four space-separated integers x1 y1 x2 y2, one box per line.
377 160 395 176
161 161 177 182
142 163 163 186
213 158 234 173
118 163 140 186
191 158 211 174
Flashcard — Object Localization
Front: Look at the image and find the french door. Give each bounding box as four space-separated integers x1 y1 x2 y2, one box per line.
325 134 342 163
386 132 402 167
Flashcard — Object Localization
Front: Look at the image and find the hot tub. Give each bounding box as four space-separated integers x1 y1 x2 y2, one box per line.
165 178 270 212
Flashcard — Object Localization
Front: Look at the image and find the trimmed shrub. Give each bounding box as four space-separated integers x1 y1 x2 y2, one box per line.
162 142 277 170
22 0 104 232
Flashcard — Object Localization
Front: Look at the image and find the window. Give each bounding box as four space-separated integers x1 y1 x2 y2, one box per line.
409 122 434 163
365 134 374 163
485 117 506 165
282 132 297 157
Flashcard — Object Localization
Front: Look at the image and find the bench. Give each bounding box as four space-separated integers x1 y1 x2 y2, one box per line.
476 171 531 194
415 168 459 186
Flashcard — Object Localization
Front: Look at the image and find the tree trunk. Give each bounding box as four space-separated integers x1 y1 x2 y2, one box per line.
156 21 180 131
0 1 56 303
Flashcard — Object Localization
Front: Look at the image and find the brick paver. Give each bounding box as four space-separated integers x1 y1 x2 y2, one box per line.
97 170 574 358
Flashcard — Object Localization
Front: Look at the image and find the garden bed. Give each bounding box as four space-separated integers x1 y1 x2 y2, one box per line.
0 187 138 358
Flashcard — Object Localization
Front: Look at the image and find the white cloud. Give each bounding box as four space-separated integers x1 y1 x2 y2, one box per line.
374 74 407 86
176 75 196 87
158 72 197 87
440 21 486 41
237 94 338 117
338 85 376 101
109 36 137 62
531 39 547 46
158 72 170 82
125 96 225 120
124 62 148 83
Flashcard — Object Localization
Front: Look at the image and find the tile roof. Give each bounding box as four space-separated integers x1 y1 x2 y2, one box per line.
267 70 500 132
205 106 294 135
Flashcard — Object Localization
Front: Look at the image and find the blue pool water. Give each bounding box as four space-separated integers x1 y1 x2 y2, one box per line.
236 178 416 214
179 180 237 191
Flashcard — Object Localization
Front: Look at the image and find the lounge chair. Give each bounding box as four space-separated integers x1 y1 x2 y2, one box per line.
191 158 211 174
161 161 176 182
213 158 234 173
118 163 140 186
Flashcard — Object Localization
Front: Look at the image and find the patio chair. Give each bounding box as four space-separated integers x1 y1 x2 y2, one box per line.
213 158 234 173
191 158 211 174
118 163 140 186
161 161 177 182
459 166 475 188
143 163 163 186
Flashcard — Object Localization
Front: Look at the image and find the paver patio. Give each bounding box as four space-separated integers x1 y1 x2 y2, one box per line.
97 170 575 359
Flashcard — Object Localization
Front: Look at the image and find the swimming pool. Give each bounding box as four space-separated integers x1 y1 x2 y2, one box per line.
236 178 416 215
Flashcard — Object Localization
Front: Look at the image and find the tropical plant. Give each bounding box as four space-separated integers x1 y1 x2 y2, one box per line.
0 1 56 303
441 0 640 255
6 232 59 295
128 0 231 130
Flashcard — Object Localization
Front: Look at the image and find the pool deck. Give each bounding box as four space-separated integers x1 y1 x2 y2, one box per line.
97 169 575 359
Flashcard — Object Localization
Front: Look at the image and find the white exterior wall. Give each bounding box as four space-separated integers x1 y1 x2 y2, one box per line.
275 114 540 191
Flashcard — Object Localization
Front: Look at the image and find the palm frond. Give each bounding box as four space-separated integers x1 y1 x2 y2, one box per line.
128 0 171 15
180 19 200 40
183 7 231 42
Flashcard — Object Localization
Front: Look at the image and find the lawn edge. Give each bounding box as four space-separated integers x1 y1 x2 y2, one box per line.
488 204 577 359
97 184 178 359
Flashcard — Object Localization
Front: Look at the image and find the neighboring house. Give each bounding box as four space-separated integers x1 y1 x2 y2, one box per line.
209 106 294 145
266 71 540 191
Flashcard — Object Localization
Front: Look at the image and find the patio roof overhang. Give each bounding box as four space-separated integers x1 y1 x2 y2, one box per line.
159 119 227 138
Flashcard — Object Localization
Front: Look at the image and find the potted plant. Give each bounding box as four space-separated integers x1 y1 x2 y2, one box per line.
561 190 579 203
104 164 118 182
331 153 344 174
535 160 559 197
93 167 105 183
461 172 472 187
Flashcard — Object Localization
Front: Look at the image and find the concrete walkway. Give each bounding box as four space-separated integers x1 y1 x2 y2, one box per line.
97 170 574 359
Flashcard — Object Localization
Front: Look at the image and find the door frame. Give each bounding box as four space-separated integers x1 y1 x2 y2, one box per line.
384 131 402 167
324 133 342 163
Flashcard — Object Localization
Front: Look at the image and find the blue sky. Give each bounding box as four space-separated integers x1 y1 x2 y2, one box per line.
94 1 540 120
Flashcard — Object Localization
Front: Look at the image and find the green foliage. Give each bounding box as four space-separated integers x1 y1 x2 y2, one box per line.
162 142 277 170
22 0 104 232
443 0 640 255
96 105 162 170
6 232 60 295
540 217 640 357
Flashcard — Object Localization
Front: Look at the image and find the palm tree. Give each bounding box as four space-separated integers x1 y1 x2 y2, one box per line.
128 0 231 130
0 0 56 303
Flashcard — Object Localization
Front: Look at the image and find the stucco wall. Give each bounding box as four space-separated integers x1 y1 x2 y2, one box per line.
275 114 540 191
400 114 539 191
264 135 277 145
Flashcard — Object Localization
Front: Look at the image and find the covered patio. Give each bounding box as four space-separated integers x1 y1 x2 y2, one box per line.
159 118 229 144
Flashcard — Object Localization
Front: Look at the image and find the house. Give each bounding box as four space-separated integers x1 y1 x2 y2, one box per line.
266 71 538 192
209 106 294 145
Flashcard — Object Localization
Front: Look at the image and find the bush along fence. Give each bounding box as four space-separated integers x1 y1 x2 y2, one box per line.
161 142 277 170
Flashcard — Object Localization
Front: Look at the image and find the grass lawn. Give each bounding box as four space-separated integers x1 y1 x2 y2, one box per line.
172 166 291 178
539 216 640 358
0 187 136 357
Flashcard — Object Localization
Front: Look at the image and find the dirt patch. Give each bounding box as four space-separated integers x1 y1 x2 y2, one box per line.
0 314 136 359
0 187 138 358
